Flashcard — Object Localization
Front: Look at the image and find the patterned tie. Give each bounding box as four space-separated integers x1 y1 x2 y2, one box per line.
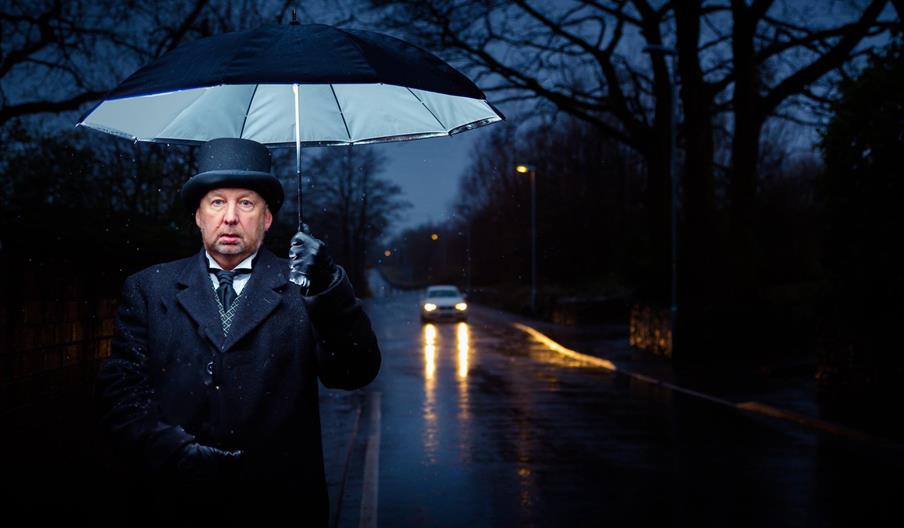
211 268 251 310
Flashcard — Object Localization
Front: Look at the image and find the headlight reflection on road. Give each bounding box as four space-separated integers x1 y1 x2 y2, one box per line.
456 322 470 378
456 322 473 461
423 323 437 380
422 323 438 464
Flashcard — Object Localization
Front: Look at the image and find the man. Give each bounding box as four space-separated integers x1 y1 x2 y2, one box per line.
94 137 381 527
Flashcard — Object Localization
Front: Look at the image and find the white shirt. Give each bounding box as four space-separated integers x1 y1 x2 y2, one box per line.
205 250 257 295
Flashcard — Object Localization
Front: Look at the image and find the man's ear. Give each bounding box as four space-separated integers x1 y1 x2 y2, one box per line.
194 208 201 228
263 206 273 231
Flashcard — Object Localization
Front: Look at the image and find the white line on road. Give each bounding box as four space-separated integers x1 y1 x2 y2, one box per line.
331 402 363 528
359 391 381 528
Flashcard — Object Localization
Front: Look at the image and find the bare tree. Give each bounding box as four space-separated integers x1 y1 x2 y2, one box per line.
370 0 897 354
0 0 220 126
369 0 677 300
302 146 412 293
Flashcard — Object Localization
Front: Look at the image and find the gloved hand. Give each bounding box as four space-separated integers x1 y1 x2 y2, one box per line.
289 224 337 295
174 442 244 481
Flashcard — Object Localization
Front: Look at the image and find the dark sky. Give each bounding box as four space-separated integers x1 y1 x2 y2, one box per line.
370 129 490 233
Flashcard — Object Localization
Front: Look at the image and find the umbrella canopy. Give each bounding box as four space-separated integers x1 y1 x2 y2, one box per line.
76 22 503 146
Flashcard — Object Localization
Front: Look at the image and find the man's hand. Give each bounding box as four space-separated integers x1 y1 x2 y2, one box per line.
174 442 244 481
289 225 337 295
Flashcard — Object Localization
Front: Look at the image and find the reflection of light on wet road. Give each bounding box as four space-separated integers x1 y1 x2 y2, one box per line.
424 323 437 379
456 322 470 379
513 322 617 371
515 413 536 515
422 323 438 464
456 323 472 462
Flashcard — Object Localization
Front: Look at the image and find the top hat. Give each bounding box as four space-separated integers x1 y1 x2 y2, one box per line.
181 138 284 214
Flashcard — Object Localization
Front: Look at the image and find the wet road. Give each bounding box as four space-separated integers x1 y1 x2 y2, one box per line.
344 288 903 527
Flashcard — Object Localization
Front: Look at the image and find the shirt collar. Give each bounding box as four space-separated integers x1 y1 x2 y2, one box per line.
205 249 258 272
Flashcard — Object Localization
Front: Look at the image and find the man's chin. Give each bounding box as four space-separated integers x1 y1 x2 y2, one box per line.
212 243 244 255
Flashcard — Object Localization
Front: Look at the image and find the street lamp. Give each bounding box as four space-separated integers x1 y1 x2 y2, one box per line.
643 44 679 356
516 163 537 315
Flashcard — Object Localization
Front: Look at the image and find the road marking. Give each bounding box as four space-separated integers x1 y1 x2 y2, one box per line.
511 322 896 445
359 391 381 528
331 402 363 528
735 401 880 442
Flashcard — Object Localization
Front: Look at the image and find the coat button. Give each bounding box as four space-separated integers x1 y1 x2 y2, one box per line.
207 361 214 375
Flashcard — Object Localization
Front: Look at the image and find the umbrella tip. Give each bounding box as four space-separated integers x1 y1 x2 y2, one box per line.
289 8 299 25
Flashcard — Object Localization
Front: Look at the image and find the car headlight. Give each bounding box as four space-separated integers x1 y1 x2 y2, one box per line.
423 303 437 312
455 302 467 311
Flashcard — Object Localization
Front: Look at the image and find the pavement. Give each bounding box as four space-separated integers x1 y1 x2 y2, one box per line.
466 302 904 447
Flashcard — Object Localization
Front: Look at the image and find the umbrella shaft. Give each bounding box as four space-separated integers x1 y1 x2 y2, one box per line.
294 83 304 230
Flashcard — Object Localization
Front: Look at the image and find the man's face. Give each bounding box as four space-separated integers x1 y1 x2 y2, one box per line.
195 188 273 269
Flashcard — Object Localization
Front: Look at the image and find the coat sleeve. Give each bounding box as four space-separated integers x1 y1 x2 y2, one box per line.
94 273 197 476
302 265 382 390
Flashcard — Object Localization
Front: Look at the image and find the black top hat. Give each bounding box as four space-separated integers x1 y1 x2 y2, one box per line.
181 138 285 214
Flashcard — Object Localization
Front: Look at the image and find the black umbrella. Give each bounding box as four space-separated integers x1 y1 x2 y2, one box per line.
77 16 505 232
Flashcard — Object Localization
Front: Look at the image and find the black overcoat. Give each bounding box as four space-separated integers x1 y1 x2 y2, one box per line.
93 245 381 527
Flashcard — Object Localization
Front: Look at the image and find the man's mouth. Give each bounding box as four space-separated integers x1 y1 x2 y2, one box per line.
219 234 241 243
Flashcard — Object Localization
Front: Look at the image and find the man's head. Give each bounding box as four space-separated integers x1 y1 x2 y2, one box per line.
195 188 273 269
181 138 284 269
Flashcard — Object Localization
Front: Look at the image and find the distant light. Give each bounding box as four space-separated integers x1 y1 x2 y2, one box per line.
431 233 439 241
423 303 437 312
515 165 529 173
455 302 467 311
384 249 392 257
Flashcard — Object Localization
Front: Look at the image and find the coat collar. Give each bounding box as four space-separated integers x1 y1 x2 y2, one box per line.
176 245 288 353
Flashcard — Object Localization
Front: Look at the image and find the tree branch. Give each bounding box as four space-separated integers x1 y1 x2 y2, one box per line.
0 90 106 126
761 0 888 116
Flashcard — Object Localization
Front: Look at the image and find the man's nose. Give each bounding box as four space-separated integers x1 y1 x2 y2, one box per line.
224 202 239 224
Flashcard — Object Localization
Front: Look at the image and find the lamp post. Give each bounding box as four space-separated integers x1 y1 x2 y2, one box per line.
465 221 472 295
516 164 537 315
643 44 679 356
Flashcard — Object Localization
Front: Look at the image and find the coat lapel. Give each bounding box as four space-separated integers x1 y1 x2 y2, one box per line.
176 248 227 352
221 246 287 352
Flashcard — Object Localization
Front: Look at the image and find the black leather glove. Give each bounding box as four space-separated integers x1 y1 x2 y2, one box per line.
289 225 337 295
174 442 244 482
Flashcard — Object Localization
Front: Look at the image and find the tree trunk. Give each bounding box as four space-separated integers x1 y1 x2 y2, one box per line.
675 0 718 358
644 135 672 303
728 1 764 354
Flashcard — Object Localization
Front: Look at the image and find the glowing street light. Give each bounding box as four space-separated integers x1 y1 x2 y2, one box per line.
431 233 439 241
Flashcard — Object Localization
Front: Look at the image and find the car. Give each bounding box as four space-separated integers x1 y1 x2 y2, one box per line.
420 284 468 323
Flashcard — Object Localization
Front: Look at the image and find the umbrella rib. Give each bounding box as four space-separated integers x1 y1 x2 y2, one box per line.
238 84 260 139
406 88 447 131
329 84 353 142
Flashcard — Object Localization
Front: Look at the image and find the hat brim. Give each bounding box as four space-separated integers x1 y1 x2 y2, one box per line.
182 170 284 214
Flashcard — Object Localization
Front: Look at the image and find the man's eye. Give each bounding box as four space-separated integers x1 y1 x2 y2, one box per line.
240 200 253 207
211 199 225 206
